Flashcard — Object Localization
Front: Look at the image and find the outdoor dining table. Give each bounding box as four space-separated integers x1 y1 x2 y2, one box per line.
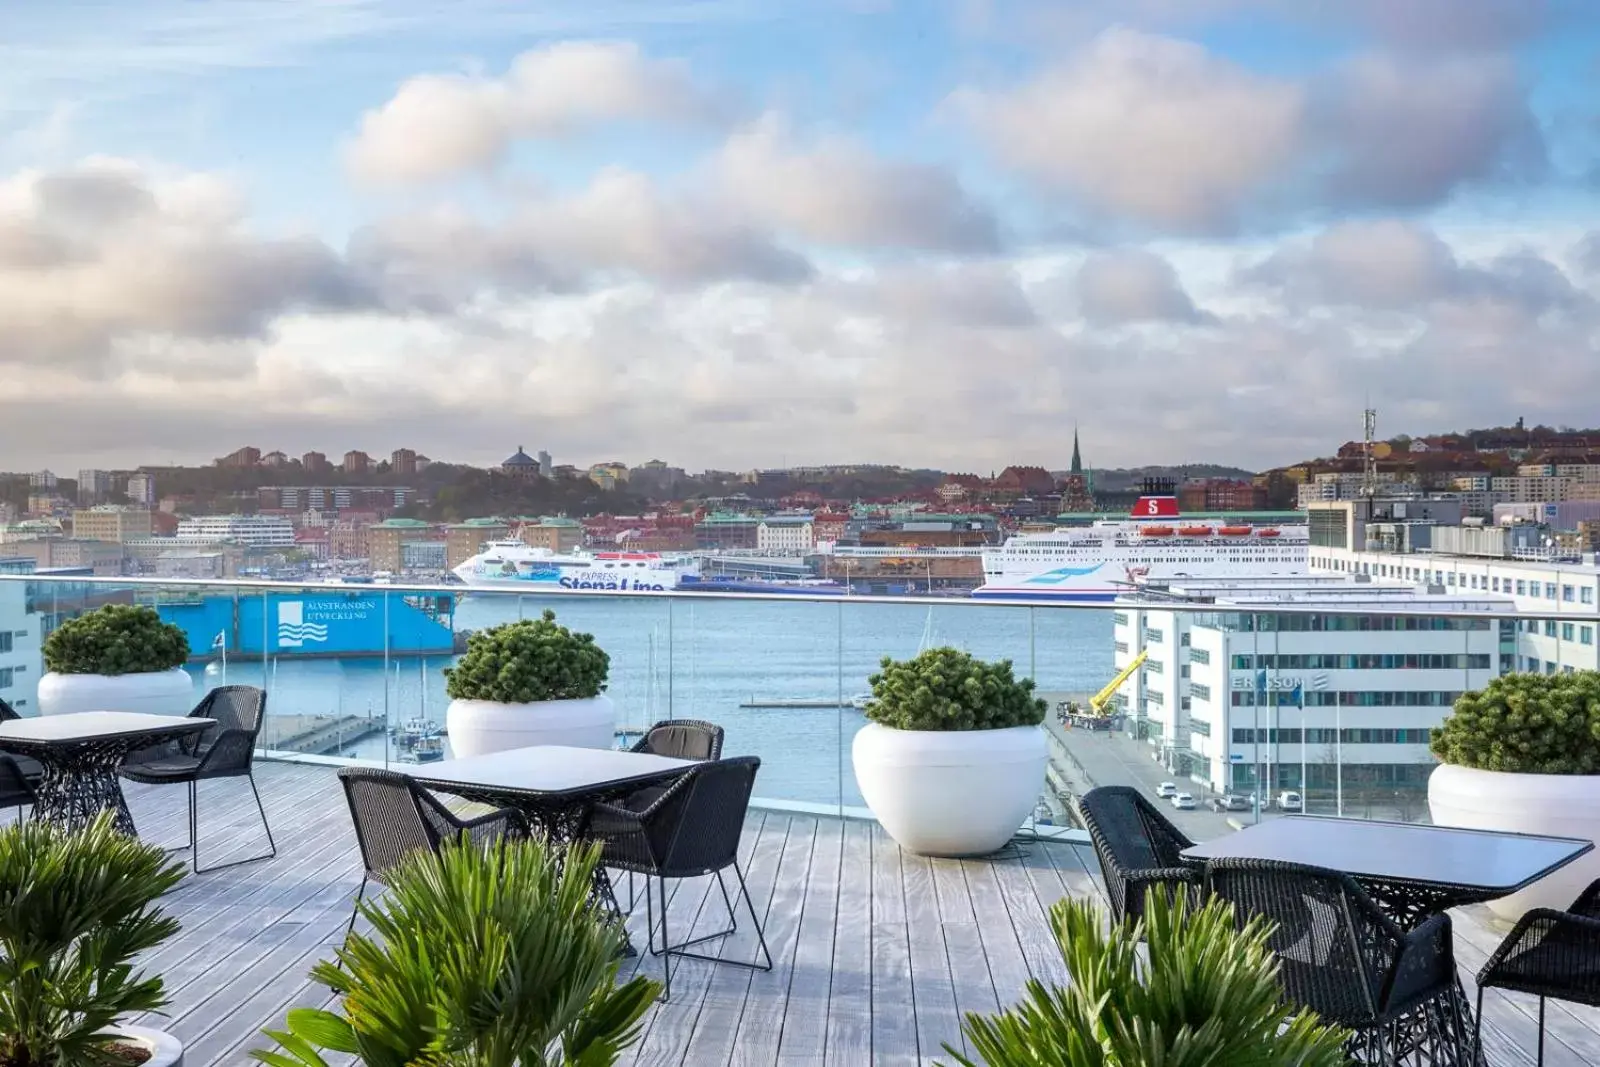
0 711 212 835
1183 816 1595 1067
402 745 700 946
1182 815 1595 927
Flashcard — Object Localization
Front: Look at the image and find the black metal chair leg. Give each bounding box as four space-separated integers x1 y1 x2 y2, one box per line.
1474 986 1485 1067
1538 996 1546 1067
649 869 739 956
192 774 277 874
656 861 772 973
657 875 672 1003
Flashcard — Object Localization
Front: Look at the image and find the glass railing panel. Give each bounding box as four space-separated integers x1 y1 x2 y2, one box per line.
668 595 845 809
2 572 1587 847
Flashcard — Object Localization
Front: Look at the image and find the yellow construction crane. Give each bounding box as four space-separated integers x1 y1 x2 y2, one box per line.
1088 649 1149 717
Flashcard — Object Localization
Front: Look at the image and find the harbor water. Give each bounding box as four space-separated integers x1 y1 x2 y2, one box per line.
192 595 1114 806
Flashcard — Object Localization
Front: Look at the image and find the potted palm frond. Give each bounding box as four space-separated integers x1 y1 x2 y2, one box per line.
852 646 1047 856
944 890 1350 1066
253 834 658 1066
1429 671 1600 918
443 610 613 757
0 813 188 1067
37 604 194 717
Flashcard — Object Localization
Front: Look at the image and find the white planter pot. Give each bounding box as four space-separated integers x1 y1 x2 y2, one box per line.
852 722 1047 857
113 1025 184 1067
36 668 194 718
1428 763 1600 920
445 695 615 758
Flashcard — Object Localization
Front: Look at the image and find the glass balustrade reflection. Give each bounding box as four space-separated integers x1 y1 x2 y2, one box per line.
0 572 1560 842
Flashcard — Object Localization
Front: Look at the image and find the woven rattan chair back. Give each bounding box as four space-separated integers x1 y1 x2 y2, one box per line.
632 720 725 761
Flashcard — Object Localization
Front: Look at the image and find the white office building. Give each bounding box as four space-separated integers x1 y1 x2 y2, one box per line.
1312 548 1600 674
1113 576 1510 800
756 516 815 554
176 514 296 547
0 559 43 713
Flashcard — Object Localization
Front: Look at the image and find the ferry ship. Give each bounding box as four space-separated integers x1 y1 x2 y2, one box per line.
975 492 1308 601
452 541 700 592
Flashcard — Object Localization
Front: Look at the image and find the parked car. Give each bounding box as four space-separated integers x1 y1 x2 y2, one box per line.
1170 793 1196 810
1208 794 1251 812
1276 791 1303 812
1155 782 1178 798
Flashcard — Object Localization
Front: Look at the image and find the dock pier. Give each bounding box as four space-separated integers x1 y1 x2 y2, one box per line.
267 714 387 757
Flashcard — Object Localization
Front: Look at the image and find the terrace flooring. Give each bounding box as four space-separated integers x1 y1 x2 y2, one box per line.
6 760 1598 1066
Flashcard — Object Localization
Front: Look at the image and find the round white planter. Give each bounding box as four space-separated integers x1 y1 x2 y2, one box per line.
36 668 195 718
114 1025 184 1067
852 722 1047 857
445 695 615 758
1429 763 1600 920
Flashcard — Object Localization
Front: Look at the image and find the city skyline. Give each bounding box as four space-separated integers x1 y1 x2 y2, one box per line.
2 1 1598 473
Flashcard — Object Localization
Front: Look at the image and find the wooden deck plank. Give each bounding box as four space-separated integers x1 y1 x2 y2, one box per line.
869 823 919 1066
823 819 873 1066
986 850 1069 990
625 811 771 1067
774 814 842 1065
726 816 818 1067
961 858 1034 1009
674 812 792 1067
901 851 961 1066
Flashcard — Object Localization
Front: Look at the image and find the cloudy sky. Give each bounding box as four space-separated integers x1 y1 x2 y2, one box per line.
2 0 1598 475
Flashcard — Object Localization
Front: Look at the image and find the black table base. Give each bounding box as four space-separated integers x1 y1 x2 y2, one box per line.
33 745 141 835
1353 877 1489 1067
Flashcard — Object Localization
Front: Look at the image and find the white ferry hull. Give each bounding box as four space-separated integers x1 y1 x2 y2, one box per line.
452 542 695 593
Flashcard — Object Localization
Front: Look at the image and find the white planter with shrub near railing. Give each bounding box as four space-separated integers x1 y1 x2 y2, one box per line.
35 604 194 717
851 647 1048 857
1427 671 1600 920
443 609 614 759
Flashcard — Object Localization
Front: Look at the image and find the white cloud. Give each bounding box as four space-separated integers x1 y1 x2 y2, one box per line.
951 27 1304 232
345 41 722 183
0 158 370 373
953 26 1547 233
712 113 1001 252
1071 248 1209 325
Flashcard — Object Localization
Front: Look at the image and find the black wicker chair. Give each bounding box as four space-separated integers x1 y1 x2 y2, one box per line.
336 767 521 941
119 685 274 873
1208 857 1469 1064
0 755 34 822
0 696 44 786
629 719 725 761
583 755 770 1002
1075 785 1203 925
1474 878 1600 1065
618 719 725 907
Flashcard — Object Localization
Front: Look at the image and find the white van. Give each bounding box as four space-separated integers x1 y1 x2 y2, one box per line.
1276 791 1303 812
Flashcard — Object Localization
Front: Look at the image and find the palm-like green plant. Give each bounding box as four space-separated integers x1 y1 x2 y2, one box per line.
253 835 658 1067
0 813 186 1067
944 890 1351 1067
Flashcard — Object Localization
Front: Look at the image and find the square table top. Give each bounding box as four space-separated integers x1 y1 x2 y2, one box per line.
403 745 698 801
1182 815 1593 894
0 711 212 747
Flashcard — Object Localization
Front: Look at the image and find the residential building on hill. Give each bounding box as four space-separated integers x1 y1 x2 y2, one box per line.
391 448 419 475
71 507 154 543
126 472 156 506
176 514 295 547
446 518 509 568
757 515 815 553
302 451 329 473
216 446 261 468
342 450 371 474
77 469 111 503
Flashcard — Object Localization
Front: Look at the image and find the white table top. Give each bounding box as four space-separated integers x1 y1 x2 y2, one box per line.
0 711 211 747
1182 815 1593 893
404 745 698 798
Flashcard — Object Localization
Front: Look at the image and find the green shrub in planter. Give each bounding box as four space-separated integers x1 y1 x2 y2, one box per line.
253 835 658 1067
42 603 190 676
1430 670 1600 774
0 813 186 1067
865 647 1045 731
443 609 609 704
944 890 1350 1067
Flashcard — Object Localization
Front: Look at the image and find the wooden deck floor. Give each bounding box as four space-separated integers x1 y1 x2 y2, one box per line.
8 761 1598 1066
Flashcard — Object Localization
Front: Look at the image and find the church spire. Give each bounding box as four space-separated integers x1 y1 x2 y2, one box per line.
1070 426 1083 475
